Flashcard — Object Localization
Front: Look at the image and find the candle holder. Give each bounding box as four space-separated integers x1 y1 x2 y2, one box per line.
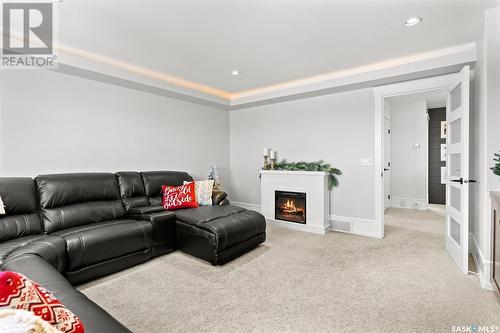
263 155 270 170
270 157 276 170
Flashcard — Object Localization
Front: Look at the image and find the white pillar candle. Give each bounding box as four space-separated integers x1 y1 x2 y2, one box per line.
263 147 269 156
270 150 276 159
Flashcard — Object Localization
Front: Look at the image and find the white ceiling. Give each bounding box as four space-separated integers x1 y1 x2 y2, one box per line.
55 0 498 94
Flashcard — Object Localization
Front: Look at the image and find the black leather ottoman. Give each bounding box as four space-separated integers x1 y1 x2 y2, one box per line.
173 205 266 265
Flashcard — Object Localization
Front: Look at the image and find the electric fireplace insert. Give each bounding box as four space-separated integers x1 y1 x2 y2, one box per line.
275 190 306 224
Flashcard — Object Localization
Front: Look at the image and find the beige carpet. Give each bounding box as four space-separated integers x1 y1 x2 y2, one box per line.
79 208 499 332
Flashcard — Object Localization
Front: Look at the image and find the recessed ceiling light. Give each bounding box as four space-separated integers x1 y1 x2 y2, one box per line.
231 70 241 76
403 17 422 27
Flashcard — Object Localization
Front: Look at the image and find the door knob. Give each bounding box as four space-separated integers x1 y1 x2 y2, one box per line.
450 178 477 184
450 177 464 184
384 168 389 171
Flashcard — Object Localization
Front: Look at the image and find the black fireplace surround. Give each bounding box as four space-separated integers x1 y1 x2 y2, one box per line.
0 171 266 333
275 190 306 224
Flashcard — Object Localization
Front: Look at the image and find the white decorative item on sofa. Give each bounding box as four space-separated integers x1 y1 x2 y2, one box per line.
260 170 330 234
0 309 61 333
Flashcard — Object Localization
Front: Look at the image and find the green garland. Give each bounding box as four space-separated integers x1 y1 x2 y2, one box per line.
272 160 342 188
492 151 500 176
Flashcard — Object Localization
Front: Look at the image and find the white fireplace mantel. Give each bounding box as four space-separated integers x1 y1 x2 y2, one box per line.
260 170 330 234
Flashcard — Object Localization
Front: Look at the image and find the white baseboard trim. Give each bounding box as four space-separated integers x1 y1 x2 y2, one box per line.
231 201 378 238
390 196 428 210
469 232 494 290
330 214 379 238
266 218 330 235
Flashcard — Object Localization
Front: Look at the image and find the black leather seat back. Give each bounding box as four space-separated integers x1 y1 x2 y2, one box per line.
0 177 42 242
140 171 193 206
36 173 125 233
115 172 148 212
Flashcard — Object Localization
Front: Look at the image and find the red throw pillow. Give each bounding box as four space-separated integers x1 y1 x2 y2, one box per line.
0 271 84 333
161 182 199 210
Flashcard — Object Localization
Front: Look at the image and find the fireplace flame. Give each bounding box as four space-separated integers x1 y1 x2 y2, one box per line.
282 199 299 213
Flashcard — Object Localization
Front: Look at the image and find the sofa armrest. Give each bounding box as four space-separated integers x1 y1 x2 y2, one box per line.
128 205 164 214
128 210 175 225
127 210 176 256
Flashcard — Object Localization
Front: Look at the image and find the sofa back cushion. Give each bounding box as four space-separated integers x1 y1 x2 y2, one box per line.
0 178 42 242
141 171 193 206
115 172 148 212
36 173 125 233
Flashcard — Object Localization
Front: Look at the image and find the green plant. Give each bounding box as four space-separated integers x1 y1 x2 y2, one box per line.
272 160 342 188
492 152 500 176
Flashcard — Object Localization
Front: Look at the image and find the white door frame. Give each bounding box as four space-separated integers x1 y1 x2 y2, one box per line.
373 74 458 239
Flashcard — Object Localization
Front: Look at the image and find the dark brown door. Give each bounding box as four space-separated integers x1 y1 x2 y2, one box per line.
428 108 446 204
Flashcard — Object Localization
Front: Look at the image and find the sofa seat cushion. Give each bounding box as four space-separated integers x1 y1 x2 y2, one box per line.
175 205 266 251
174 205 246 226
52 219 152 271
0 235 66 272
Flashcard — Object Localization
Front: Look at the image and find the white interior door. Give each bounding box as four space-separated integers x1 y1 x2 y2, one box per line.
384 117 391 211
445 65 470 274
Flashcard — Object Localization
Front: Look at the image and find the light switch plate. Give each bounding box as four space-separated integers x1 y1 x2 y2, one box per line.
360 158 373 166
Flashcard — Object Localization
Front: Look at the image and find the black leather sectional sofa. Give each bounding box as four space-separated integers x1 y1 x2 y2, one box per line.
0 171 266 333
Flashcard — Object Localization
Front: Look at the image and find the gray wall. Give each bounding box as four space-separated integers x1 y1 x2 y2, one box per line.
387 98 428 202
0 70 230 183
229 88 375 220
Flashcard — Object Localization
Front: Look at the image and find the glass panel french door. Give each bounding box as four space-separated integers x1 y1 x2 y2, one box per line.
445 66 470 274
